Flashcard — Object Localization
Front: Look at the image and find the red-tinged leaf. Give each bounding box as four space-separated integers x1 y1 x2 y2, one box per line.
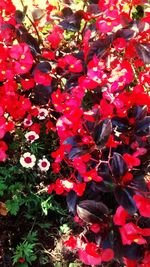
135 105 148 121
131 175 149 192
135 43 150 65
92 174 114 192
35 61 51 73
66 190 77 214
101 248 114 262
115 187 137 215
133 194 150 218
32 84 52 105
78 249 102 265
111 153 128 179
61 7 73 18
15 9 26 24
32 8 45 21
136 116 150 136
93 119 112 149
77 200 109 223
123 243 144 260
86 37 112 62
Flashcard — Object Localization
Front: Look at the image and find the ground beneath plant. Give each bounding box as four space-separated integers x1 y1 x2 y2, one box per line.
0 212 84 267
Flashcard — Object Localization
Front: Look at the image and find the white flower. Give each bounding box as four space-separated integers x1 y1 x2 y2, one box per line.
20 152 36 168
38 108 48 120
25 131 39 143
38 157 50 172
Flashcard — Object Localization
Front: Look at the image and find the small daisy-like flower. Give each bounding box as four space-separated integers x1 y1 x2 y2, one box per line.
23 118 33 127
38 157 50 172
25 131 39 143
20 152 36 168
38 108 48 120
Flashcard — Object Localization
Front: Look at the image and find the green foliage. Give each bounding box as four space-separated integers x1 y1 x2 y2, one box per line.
41 195 67 216
12 231 38 266
6 195 25 215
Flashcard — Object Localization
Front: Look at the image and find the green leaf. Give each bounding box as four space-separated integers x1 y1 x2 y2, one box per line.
6 196 24 216
16 263 29 267
0 182 7 196
25 231 38 244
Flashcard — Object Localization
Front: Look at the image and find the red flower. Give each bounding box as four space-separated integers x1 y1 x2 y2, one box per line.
58 55 83 73
90 223 101 233
133 194 150 218
101 248 114 262
64 236 77 250
34 69 52 86
74 182 86 196
18 258 25 263
21 78 35 90
123 153 140 169
113 206 130 226
46 26 63 49
113 38 126 52
9 43 33 74
120 222 148 245
83 169 103 183
51 162 60 173
0 141 8 162
85 242 101 258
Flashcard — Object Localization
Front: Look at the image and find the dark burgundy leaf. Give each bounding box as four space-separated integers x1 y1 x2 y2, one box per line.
123 244 144 260
32 8 45 21
15 9 26 24
2 132 13 144
92 174 114 192
87 4 101 15
63 135 81 146
115 28 135 40
66 190 77 214
68 146 89 160
135 43 150 64
135 105 148 121
114 186 137 215
59 20 79 31
113 227 123 259
112 117 130 132
131 174 149 192
77 200 109 223
111 153 128 179
138 217 150 228
61 7 73 18
36 61 51 73
17 26 41 55
89 0 99 3
136 116 150 136
93 119 112 149
32 84 52 105
86 37 112 62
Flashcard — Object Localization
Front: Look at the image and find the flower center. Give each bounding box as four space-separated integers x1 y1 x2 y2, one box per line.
41 161 47 167
24 157 32 163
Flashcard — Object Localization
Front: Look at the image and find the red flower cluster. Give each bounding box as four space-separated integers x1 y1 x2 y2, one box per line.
0 0 150 266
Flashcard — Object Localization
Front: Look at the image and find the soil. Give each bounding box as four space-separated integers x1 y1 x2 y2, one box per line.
0 212 82 267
